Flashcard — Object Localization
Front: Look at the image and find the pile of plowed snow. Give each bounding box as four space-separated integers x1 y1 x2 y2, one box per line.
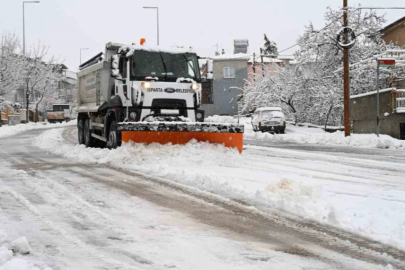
0 230 52 270
0 120 76 139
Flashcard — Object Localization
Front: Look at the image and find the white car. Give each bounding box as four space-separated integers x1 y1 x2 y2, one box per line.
251 107 286 133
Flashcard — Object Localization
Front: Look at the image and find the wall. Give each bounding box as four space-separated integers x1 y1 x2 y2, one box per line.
200 59 247 116
350 89 405 139
382 19 405 47
247 62 282 82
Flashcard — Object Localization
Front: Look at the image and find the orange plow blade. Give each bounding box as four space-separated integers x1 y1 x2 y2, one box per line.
122 131 243 152
119 122 244 153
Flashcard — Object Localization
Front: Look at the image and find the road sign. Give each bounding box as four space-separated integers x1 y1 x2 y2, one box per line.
378 59 395 68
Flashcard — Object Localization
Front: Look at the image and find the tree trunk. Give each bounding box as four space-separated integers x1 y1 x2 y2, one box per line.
26 82 30 123
324 103 333 131
34 92 44 123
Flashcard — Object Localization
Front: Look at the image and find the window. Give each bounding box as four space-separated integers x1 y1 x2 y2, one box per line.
119 57 127 79
131 51 201 82
223 67 235 78
397 98 405 113
397 91 405 113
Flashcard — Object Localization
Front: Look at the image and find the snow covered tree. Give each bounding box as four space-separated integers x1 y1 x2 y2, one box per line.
0 33 24 98
262 34 278 57
22 44 62 122
244 7 399 126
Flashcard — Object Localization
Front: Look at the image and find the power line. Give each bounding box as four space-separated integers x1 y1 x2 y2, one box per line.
278 7 361 54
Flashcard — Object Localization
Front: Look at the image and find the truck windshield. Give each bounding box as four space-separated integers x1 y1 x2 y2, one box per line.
131 50 201 82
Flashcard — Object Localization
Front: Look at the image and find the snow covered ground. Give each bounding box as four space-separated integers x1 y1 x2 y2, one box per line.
0 229 52 270
0 120 76 139
35 127 405 252
3 130 370 270
240 117 405 150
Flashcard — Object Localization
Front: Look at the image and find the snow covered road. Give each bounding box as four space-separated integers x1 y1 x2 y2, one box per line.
0 127 405 269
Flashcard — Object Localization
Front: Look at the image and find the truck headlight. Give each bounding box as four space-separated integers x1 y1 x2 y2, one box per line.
191 83 199 90
141 82 151 89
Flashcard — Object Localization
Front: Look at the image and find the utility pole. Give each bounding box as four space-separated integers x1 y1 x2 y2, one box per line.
260 48 264 77
252 52 256 81
343 0 350 136
376 59 380 137
22 1 40 123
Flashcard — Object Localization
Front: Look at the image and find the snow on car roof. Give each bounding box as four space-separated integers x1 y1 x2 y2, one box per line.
255 107 282 111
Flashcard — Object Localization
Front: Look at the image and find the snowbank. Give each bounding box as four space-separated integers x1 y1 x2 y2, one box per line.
0 230 52 270
204 115 237 124
0 120 76 139
244 121 405 150
34 128 405 250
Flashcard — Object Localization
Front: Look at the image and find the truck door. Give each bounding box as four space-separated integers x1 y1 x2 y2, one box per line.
117 57 132 107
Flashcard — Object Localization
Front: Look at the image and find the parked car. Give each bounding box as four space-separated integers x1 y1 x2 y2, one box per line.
251 107 286 133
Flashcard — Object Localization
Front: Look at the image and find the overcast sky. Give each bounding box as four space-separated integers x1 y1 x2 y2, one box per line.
0 0 404 71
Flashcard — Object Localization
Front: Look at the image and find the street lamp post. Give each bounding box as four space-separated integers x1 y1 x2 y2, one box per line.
22 1 40 123
80 48 89 65
23 1 40 55
143 7 159 46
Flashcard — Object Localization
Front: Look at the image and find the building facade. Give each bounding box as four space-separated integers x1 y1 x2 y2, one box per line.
200 54 249 116
247 56 284 82
381 16 405 47
350 88 405 139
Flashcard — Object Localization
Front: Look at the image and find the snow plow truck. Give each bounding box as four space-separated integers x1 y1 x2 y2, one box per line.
76 41 244 152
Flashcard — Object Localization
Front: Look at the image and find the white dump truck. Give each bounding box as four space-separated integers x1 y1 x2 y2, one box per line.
47 104 71 123
76 41 244 151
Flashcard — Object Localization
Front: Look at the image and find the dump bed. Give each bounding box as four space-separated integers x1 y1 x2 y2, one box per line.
76 61 113 112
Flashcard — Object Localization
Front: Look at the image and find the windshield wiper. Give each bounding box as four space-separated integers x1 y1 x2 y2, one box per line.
159 52 168 81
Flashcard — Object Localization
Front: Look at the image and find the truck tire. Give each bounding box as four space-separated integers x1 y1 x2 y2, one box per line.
78 119 85 145
106 121 121 149
84 119 94 147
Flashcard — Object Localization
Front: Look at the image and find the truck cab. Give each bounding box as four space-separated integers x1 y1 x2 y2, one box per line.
111 44 203 122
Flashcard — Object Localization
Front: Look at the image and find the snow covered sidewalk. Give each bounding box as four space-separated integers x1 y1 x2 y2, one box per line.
35 128 405 251
245 121 405 150
0 120 76 139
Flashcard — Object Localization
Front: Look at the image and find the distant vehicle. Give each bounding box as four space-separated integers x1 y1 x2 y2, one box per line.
251 107 286 133
47 104 71 123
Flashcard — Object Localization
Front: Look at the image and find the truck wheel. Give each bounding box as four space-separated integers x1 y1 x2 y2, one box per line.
78 119 85 145
84 119 94 147
107 121 121 149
